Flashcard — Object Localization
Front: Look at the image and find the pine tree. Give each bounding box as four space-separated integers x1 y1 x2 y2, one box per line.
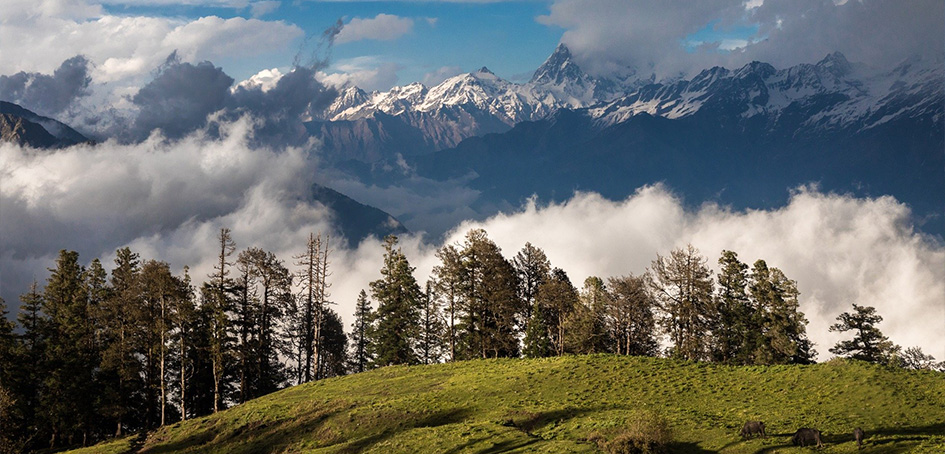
172 267 197 421
42 250 97 446
205 228 236 413
648 244 714 361
535 268 579 356
15 281 45 450
522 301 552 358
748 261 815 365
457 229 520 359
369 235 422 366
713 251 752 364
513 243 550 337
295 233 331 381
606 274 658 356
99 248 144 436
348 290 373 373
418 281 445 365
829 304 897 363
564 277 609 354
316 308 348 378
432 244 463 362
140 260 187 427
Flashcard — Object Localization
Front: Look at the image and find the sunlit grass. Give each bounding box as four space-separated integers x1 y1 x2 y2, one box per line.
67 356 945 453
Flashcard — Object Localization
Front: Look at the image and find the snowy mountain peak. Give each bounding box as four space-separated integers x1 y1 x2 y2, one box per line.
477 66 495 75
816 51 853 77
530 43 584 86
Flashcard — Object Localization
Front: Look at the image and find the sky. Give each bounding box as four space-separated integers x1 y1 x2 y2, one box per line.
1 0 944 360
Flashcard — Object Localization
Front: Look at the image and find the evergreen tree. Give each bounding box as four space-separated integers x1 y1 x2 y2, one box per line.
348 290 373 373
369 235 422 366
564 277 609 354
172 267 197 421
749 261 816 365
246 249 291 396
316 308 348 378
295 233 330 382
534 268 579 356
522 300 552 358
513 243 550 336
432 244 463 362
42 250 97 446
713 251 752 364
829 304 897 363
204 228 236 413
99 248 144 436
457 229 520 359
606 274 658 356
140 260 187 427
648 244 714 361
0 297 22 454
15 281 45 450
418 281 446 365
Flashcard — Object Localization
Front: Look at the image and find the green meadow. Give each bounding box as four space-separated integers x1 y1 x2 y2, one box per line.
67 356 945 453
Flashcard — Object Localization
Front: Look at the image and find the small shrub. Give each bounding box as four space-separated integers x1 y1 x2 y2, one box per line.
594 412 672 454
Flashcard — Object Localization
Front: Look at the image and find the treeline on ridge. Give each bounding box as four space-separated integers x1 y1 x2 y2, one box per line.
0 228 936 453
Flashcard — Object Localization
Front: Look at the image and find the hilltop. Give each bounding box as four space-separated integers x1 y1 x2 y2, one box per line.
67 355 945 454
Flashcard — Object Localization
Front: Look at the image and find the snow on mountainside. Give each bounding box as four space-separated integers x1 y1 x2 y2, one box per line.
587 52 944 133
307 46 941 163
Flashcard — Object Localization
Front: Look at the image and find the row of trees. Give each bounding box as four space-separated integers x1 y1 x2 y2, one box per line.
0 228 937 452
351 231 818 371
0 229 345 452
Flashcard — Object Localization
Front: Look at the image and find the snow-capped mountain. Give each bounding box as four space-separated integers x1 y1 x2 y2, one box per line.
587 52 944 135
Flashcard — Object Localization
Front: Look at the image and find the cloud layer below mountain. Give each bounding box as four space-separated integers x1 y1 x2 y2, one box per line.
5 122 940 360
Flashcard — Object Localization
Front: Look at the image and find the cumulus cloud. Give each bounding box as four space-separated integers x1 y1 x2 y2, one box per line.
413 187 944 360
335 14 414 44
0 0 302 84
538 0 944 79
249 0 281 18
422 66 464 87
3 124 941 361
0 117 335 308
318 57 403 92
0 56 92 117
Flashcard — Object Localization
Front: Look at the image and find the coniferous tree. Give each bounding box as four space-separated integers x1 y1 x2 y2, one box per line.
369 235 422 366
15 281 45 450
432 244 463 361
0 297 21 454
648 244 714 361
457 229 520 359
247 249 291 396
172 267 197 421
513 243 550 337
606 274 658 356
564 277 609 354
204 228 236 413
295 233 330 381
748 261 815 364
713 251 752 364
348 290 373 373
140 260 187 427
42 250 97 446
522 301 553 358
829 304 897 363
418 281 446 364
316 308 348 378
534 268 579 356
99 248 144 436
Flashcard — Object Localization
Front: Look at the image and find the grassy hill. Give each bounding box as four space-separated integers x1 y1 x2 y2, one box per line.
67 356 945 453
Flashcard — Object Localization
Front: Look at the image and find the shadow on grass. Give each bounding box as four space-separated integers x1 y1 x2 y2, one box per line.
743 422 945 454
335 407 473 454
668 441 718 453
140 402 346 454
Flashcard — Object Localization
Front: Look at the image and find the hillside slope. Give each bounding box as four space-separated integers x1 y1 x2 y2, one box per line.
70 356 945 454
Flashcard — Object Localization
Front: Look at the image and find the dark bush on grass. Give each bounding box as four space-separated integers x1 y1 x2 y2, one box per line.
592 413 672 454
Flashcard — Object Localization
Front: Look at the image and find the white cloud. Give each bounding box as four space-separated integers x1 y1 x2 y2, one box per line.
335 14 414 44
539 0 944 79
0 0 302 84
318 56 403 91
383 187 945 361
3 120 941 362
422 65 463 86
249 0 281 17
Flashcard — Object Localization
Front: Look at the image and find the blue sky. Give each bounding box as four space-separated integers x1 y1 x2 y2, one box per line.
100 1 569 86
2 1 941 93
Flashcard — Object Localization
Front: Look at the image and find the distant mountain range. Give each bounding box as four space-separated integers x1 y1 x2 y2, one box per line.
320 46 942 235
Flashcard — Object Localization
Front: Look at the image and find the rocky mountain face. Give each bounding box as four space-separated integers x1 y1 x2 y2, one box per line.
0 101 91 148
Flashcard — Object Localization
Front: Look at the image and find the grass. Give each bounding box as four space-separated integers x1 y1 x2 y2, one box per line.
66 356 945 453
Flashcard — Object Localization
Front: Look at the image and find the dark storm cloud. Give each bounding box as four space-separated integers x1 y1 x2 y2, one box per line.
0 55 92 116
130 52 235 141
